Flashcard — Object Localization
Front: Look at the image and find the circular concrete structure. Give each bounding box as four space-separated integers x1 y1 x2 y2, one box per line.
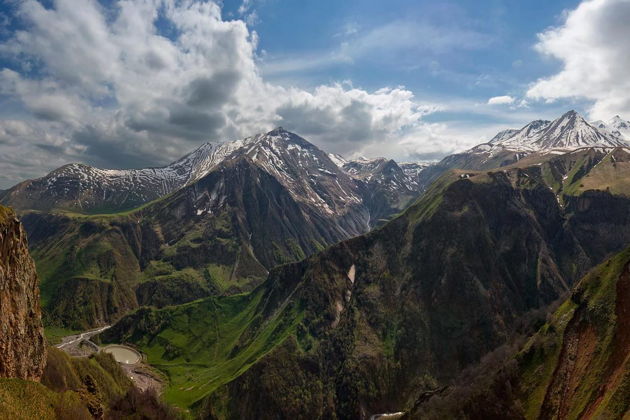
102 345 141 364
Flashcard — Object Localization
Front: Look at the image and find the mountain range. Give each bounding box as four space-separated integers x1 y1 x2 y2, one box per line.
1 128 430 329
2 110 625 218
1 109 628 329
0 127 424 221
104 143 630 417
417 110 630 192
1 110 630 419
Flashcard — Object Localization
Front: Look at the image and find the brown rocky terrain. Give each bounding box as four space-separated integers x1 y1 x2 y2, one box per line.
0 205 46 381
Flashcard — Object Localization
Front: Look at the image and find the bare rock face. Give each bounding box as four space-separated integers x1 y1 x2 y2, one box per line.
0 205 46 381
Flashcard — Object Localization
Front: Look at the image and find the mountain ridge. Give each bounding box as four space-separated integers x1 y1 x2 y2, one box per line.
479 110 628 154
417 110 630 193
1 128 427 222
412 245 630 419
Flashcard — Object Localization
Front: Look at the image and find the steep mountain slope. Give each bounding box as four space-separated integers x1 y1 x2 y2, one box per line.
0 205 46 381
235 128 366 231
418 111 629 192
414 246 630 420
104 148 630 417
25 155 358 329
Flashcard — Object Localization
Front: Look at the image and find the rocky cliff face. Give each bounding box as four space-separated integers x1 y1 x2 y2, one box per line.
0 206 46 381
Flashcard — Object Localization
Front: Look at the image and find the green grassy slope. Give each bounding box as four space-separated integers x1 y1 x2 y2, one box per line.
102 281 305 409
0 378 90 420
27 208 255 329
518 247 630 420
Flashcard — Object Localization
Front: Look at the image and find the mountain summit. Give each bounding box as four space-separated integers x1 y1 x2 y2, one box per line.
416 110 630 193
484 110 627 152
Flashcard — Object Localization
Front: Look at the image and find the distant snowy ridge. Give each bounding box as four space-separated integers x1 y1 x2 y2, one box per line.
471 110 629 156
592 115 630 141
338 156 431 192
43 128 429 206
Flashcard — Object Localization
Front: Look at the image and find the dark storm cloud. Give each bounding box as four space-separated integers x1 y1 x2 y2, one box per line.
185 71 242 108
276 98 375 145
168 106 226 137
72 125 171 169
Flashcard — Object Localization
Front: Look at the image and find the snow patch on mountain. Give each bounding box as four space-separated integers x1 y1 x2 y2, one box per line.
328 153 348 168
340 157 430 193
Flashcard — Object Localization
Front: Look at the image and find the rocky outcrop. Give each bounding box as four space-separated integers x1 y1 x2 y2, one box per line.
0 206 46 381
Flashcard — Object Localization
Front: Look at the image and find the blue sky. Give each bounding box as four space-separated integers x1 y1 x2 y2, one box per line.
0 0 629 187
221 0 584 118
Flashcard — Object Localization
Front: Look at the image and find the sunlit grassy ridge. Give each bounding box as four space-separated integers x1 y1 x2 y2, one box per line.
0 378 86 419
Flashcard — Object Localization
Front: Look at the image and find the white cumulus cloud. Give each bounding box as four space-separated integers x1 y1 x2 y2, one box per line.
0 0 450 187
526 0 630 120
487 95 515 105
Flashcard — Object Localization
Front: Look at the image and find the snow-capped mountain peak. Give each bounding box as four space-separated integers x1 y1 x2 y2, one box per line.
610 115 629 128
230 128 363 215
490 119 551 150
473 110 628 156
532 110 616 149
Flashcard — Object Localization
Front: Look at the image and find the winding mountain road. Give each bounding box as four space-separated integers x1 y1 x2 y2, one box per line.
56 325 111 350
